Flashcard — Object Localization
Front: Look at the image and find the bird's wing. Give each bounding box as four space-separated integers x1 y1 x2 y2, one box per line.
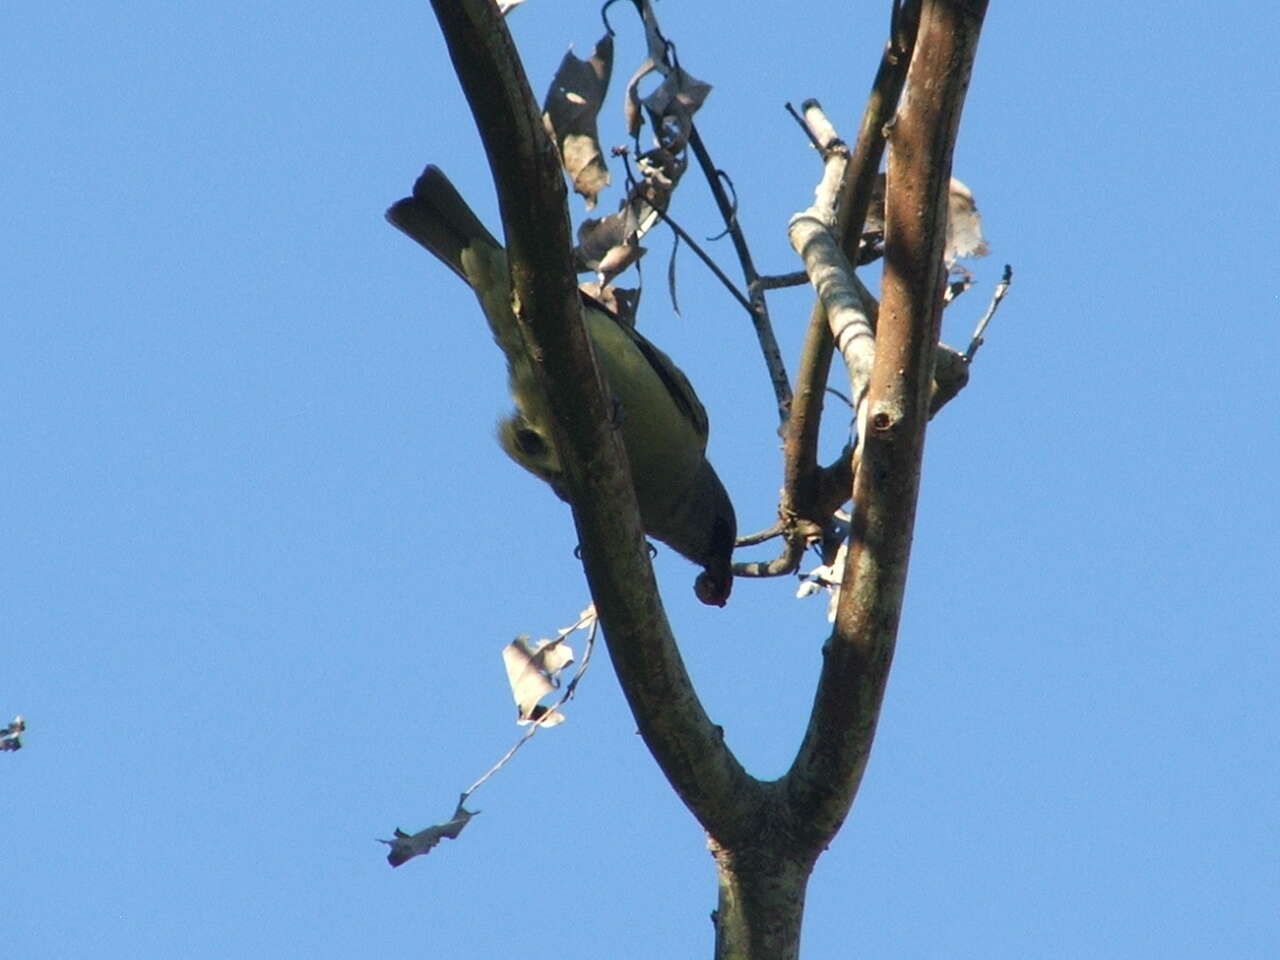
606 312 710 443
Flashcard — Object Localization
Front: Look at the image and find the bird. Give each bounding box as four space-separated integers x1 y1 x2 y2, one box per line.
386 165 736 606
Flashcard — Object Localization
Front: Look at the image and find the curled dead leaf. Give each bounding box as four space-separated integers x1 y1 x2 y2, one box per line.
501 635 575 725
640 67 712 154
860 174 988 266
572 148 683 283
543 34 614 209
946 178 989 263
1 714 24 752
380 804 478 867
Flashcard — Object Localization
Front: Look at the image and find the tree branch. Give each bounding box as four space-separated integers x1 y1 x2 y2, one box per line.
687 126 792 422
783 0 989 849
773 3 921 574
428 0 760 843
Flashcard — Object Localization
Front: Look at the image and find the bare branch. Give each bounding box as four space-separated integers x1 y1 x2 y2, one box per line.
734 521 785 547
734 537 808 578
778 3 921 566
963 263 1013 363
688 126 792 422
618 151 755 316
428 0 760 846
788 101 877 440
751 270 810 292
784 0 990 850
929 343 971 415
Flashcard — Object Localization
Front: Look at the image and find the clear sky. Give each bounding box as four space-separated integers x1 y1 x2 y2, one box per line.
4 2 1277 957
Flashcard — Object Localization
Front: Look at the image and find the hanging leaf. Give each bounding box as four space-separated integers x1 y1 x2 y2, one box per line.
623 58 657 139
641 66 712 154
861 174 988 266
501 635 575 726
945 178 989 263
543 34 614 209
1 715 24 752
572 148 683 283
379 804 478 867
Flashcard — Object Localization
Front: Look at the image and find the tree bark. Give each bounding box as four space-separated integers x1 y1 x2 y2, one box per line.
712 840 813 960
783 0 989 851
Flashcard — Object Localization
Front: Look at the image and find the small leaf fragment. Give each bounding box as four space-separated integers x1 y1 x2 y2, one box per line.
379 804 478 867
1 715 24 752
797 542 848 623
861 174 989 266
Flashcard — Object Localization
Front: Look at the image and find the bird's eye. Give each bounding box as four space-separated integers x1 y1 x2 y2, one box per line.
513 427 549 459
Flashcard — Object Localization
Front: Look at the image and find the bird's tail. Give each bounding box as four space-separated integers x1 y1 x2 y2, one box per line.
386 165 503 284
387 165 524 360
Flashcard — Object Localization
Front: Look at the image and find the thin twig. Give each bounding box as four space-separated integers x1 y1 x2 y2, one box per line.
734 521 785 547
963 263 1013 363
784 101 826 154
653 204 753 314
559 615 599 701
620 153 755 317
779 3 921 562
825 386 853 409
702 170 738 241
687 125 792 420
734 536 809 578
751 271 811 292
459 718 545 801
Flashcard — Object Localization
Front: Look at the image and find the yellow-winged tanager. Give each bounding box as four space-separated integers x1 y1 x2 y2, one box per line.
387 166 736 605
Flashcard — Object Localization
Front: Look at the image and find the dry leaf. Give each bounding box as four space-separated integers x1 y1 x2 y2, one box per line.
640 67 712 153
1 715 24 752
380 804 477 867
946 178 989 263
572 148 682 283
860 174 988 266
622 0 712 152
623 58 657 139
574 205 645 284
543 34 614 209
501 636 575 725
797 542 848 623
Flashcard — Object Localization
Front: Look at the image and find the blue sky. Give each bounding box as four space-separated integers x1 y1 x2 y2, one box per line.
4 2 1277 957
